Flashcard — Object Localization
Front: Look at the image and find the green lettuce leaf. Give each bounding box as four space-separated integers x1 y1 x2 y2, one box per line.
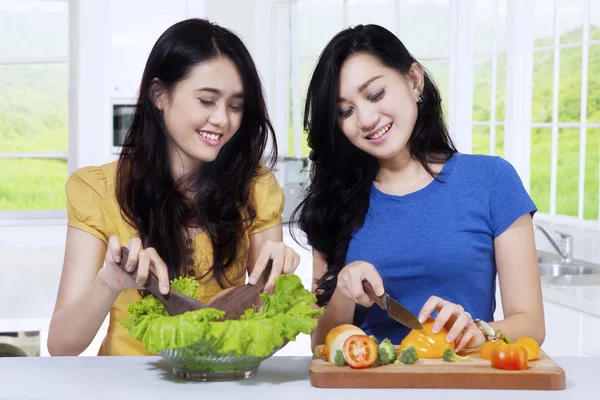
170 277 200 299
120 274 323 357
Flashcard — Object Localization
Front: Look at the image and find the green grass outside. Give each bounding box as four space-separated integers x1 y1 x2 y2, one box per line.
0 159 67 210
1 27 599 219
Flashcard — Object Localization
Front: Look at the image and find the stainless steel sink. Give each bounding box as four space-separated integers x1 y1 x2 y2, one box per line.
536 251 600 286
539 262 600 277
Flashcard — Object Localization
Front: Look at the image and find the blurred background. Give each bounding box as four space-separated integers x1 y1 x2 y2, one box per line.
0 0 599 359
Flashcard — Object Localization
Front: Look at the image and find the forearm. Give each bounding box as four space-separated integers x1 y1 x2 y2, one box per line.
310 288 356 351
489 310 546 345
48 269 120 356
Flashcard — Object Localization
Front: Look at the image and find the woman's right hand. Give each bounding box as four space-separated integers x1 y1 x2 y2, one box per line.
336 261 384 307
101 236 171 295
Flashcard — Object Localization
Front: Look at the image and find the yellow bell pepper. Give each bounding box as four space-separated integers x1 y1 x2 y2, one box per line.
399 321 455 359
514 337 540 361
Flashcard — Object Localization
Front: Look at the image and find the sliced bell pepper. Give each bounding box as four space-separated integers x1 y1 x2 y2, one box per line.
399 321 455 359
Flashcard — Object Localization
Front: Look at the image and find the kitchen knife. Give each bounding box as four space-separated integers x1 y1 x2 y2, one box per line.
363 281 423 330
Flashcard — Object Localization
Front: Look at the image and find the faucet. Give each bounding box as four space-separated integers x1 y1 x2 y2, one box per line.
533 224 573 263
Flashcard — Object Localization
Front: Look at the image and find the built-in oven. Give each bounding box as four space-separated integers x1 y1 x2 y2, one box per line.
111 98 136 154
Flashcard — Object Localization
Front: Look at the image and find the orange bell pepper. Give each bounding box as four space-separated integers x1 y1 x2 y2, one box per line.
399 321 455 359
480 340 502 360
514 337 540 361
491 342 529 370
479 330 510 360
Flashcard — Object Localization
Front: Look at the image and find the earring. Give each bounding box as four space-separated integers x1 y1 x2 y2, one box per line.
416 92 423 103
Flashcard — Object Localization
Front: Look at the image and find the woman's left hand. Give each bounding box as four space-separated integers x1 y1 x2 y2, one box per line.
418 295 486 352
248 240 300 293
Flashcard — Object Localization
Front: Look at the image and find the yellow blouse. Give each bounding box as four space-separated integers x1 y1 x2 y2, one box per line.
65 160 284 356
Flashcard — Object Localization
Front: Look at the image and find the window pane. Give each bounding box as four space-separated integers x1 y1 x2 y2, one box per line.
0 0 68 59
299 0 344 57
531 51 554 123
530 128 552 213
473 57 491 121
422 59 449 119
497 0 507 53
556 128 580 216
474 0 493 56
559 0 583 44
0 159 67 210
398 0 450 58
296 58 318 157
472 124 490 155
473 54 506 123
592 0 600 40
474 0 507 56
471 124 503 156
584 129 599 220
347 0 395 33
558 46 582 122
496 54 506 121
0 64 68 153
495 124 504 157
534 0 555 48
588 45 600 123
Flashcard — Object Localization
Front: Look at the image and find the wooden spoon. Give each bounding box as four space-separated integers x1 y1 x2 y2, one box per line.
117 247 210 316
208 260 273 320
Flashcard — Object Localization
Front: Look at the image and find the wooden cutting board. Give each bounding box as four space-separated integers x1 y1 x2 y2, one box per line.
310 345 566 390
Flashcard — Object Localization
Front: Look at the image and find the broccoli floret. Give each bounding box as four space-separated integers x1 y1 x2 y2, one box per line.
443 349 471 362
370 338 397 366
369 335 380 345
395 345 419 365
378 338 397 364
334 350 347 366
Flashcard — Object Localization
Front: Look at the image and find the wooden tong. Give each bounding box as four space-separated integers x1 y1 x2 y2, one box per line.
117 247 272 320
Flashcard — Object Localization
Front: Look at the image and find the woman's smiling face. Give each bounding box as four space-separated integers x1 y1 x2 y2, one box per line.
336 52 424 161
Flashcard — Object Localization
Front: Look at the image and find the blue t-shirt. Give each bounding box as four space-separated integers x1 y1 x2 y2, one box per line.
346 153 537 344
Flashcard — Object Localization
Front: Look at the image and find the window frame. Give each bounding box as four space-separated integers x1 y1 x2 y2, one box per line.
0 0 72 221
523 0 598 226
471 0 599 227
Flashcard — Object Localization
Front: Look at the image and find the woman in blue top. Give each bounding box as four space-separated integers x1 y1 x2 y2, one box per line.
293 24 545 352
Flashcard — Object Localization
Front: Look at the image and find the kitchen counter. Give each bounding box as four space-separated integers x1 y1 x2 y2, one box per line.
0 356 599 399
542 283 600 317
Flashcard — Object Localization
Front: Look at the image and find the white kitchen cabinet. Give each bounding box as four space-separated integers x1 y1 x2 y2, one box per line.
541 301 582 357
582 313 600 356
108 0 188 98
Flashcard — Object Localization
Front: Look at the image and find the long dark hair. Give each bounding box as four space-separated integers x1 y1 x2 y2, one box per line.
116 18 276 287
291 24 456 306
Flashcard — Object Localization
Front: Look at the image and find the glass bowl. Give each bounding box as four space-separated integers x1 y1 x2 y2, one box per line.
158 339 280 381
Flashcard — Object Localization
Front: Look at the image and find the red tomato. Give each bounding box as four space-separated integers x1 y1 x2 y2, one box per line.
342 335 378 369
491 343 529 370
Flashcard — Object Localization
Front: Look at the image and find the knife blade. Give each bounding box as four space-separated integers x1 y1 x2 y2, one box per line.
363 281 423 330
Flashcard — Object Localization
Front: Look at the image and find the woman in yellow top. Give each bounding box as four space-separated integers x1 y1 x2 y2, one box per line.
47 19 300 356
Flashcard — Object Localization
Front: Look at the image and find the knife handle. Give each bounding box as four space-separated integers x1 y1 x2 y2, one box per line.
363 281 386 309
117 247 163 299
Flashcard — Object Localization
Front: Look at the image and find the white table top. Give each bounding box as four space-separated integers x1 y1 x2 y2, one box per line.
0 355 599 399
